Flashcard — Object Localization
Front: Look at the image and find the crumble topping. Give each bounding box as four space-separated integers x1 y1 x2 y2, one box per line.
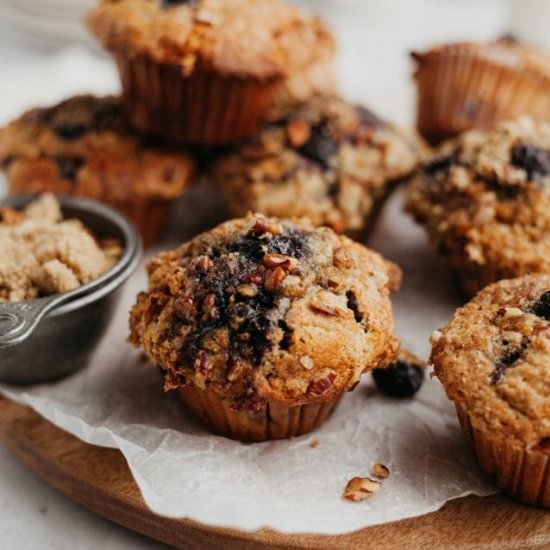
0 194 122 302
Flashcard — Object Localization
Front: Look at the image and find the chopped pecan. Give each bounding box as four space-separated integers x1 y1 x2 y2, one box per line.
248 217 284 237
372 463 390 479
343 477 382 502
195 255 212 272
307 372 336 397
263 253 298 271
286 119 311 148
241 272 264 285
202 293 216 310
309 292 346 317
332 247 355 269
264 267 287 293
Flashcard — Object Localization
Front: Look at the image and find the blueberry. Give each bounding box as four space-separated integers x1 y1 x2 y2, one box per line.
161 0 197 8
510 144 550 181
532 290 550 321
372 360 425 398
299 123 338 169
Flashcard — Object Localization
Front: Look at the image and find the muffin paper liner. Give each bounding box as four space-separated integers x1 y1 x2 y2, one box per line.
178 384 343 443
456 403 550 508
109 198 175 248
414 47 550 144
116 54 281 145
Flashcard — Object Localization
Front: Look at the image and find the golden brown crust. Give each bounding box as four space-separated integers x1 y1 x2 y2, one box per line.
431 274 550 448
88 0 335 80
406 117 550 295
0 95 194 203
129 214 400 408
214 96 423 236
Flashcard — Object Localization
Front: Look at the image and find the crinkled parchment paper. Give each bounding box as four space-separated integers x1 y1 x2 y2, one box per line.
0 186 497 535
0 48 496 535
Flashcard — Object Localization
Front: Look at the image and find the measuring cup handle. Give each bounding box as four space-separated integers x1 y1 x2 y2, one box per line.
0 300 56 349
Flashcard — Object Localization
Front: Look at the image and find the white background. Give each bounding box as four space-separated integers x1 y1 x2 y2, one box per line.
0 1 516 548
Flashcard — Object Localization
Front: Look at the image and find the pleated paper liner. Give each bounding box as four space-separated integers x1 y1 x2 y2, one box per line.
178 384 343 443
456 403 550 508
413 44 550 145
116 54 282 146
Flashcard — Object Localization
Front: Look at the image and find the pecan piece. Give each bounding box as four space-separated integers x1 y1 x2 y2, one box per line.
248 217 284 236
307 372 336 397
195 255 212 272
264 267 287 292
372 463 390 479
343 477 382 502
286 119 311 148
263 253 298 271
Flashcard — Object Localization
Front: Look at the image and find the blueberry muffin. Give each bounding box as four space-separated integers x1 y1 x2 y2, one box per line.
0 95 194 246
406 117 550 297
412 37 550 144
88 0 334 145
431 274 550 508
129 213 401 442
214 96 422 240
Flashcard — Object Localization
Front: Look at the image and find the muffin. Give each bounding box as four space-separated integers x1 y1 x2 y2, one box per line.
431 274 550 508
406 117 550 297
412 37 550 145
129 213 401 442
272 41 337 108
0 95 194 246
214 96 422 240
88 0 335 145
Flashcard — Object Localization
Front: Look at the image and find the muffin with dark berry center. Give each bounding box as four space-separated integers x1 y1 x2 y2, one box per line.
431 274 550 508
0 95 194 246
88 0 334 144
214 96 423 239
129 213 401 441
406 117 550 296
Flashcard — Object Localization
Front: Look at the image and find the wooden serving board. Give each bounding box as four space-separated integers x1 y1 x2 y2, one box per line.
1 396 549 550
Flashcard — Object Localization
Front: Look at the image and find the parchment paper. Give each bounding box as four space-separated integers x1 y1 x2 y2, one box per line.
0 48 497 535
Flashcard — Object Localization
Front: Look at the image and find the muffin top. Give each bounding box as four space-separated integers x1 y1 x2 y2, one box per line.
412 37 550 86
129 214 401 408
406 117 550 276
431 275 550 449
0 194 121 302
214 96 422 235
0 95 194 201
88 0 334 80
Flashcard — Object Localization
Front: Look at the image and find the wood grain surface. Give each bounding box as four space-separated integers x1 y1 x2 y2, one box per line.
1 396 549 550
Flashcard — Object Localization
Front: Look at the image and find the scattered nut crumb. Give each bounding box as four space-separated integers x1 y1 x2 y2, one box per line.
372 463 390 479
300 356 314 370
309 439 319 449
343 477 382 502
